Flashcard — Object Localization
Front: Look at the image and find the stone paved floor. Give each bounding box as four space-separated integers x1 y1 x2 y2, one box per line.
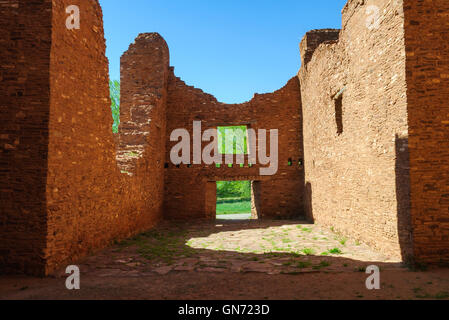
78 219 401 277
1 220 448 300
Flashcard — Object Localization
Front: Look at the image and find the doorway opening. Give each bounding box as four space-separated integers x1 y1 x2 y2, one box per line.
215 181 260 220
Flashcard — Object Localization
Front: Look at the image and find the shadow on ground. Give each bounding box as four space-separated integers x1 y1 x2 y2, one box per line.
1 219 448 300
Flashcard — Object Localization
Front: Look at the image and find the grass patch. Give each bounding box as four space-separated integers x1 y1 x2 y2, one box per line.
413 288 449 300
435 291 449 300
302 248 315 256
216 199 251 215
355 266 366 272
116 228 194 264
296 261 312 269
328 248 343 255
313 261 331 270
405 261 428 272
125 151 139 158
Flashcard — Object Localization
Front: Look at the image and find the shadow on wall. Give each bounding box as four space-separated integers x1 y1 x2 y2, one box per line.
395 135 414 264
304 182 314 223
0 0 51 275
0 96 49 276
302 137 414 264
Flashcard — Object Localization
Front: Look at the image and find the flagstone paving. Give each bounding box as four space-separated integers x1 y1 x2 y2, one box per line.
1 220 448 300
76 219 401 278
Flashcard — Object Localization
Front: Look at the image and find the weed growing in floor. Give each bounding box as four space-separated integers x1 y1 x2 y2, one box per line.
328 248 343 254
313 261 331 270
302 248 315 255
296 261 312 269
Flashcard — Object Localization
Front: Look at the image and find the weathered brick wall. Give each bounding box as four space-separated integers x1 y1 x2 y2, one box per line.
0 0 52 275
299 29 340 66
44 1 166 274
1 0 165 275
115 33 169 239
298 0 412 261
118 33 169 175
404 0 449 264
164 72 304 220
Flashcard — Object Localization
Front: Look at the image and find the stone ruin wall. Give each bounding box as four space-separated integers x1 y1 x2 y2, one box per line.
298 0 412 261
0 0 52 275
164 73 304 220
1 0 449 275
44 1 167 274
403 0 449 264
1 0 165 275
299 0 449 264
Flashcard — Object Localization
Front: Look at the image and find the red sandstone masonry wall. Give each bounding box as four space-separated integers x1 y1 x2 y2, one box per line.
4 0 447 275
164 72 304 220
118 33 169 176
404 0 449 264
1 0 166 275
0 0 52 275
44 1 166 274
298 0 412 261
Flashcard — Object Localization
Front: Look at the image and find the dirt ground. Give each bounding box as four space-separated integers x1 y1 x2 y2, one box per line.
1 220 448 300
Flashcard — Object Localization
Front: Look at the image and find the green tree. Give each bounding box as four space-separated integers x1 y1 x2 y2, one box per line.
110 80 120 133
217 181 251 199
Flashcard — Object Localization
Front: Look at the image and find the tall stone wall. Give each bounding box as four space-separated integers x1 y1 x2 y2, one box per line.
1 0 165 275
298 0 412 261
0 0 52 275
118 33 169 176
45 2 167 274
164 73 304 220
404 0 449 264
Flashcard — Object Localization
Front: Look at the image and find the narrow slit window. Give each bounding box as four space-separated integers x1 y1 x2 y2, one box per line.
334 88 345 135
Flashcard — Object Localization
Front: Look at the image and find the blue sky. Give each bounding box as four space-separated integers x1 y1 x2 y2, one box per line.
100 0 347 103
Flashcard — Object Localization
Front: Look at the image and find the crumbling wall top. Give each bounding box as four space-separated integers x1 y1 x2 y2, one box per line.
299 29 340 66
